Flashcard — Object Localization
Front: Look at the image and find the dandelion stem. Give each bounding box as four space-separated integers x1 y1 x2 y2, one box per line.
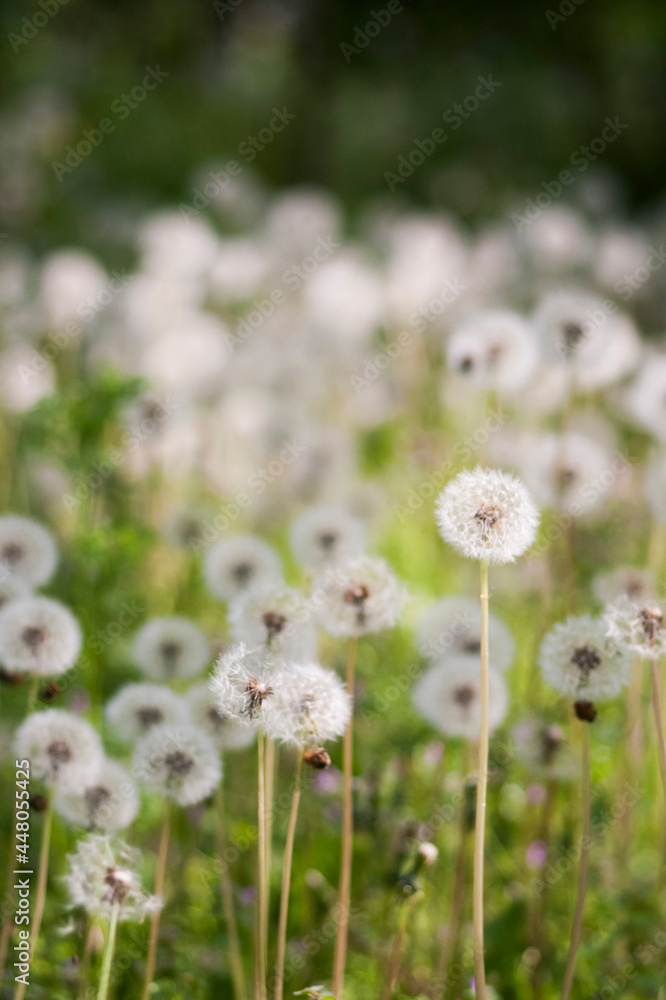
264 736 276 961
26 674 39 714
97 903 120 1000
14 797 53 1000
141 804 170 1000
472 557 490 1000
649 656 666 802
436 764 468 998
383 890 422 1000
274 751 303 1000
332 635 358 998
214 787 245 1000
560 723 591 1000
256 729 268 1000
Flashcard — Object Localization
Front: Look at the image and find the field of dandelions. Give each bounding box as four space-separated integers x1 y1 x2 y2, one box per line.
2 181 666 1000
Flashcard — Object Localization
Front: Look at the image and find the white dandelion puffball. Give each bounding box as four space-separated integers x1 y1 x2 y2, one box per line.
185 681 257 751
519 432 615 515
625 356 666 441
134 723 221 806
106 683 191 743
417 596 515 672
14 710 103 793
0 596 82 677
229 584 317 661
446 310 538 395
605 597 666 662
593 567 655 607
435 468 539 564
313 555 405 637
412 658 508 740
262 663 351 748
210 644 278 723
290 505 367 572
0 575 32 612
645 451 666 524
55 758 139 831
65 835 160 922
132 617 209 681
0 515 58 585
538 615 633 702
204 535 283 602
39 249 107 329
532 289 641 391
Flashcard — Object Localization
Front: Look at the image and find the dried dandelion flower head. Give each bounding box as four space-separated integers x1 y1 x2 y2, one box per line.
133 723 221 806
185 680 257 751
593 566 655 607
210 643 277 723
447 309 538 395
229 583 317 661
262 662 351 748
0 515 58 586
204 535 282 602
412 657 508 740
538 615 633 702
65 834 160 921
290 505 366 571
106 683 191 744
314 555 405 637
0 596 82 677
435 467 539 564
132 617 209 681
14 709 103 794
417 596 515 671
605 596 666 661
55 758 139 832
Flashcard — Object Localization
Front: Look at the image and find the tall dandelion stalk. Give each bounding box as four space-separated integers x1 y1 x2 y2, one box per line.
560 718 592 1000
141 804 171 1000
332 636 358 997
214 788 245 1000
14 799 53 1000
435 467 540 997
97 903 120 1000
274 752 303 1000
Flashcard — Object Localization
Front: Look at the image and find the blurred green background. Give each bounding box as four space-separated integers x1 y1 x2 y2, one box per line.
2 0 666 252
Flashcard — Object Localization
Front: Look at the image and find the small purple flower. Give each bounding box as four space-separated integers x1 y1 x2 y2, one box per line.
526 840 548 870
526 782 547 806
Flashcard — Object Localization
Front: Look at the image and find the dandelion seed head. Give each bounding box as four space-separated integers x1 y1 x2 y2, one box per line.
55 758 139 832
417 596 515 671
314 556 405 637
411 657 508 740
229 583 317 661
538 615 632 701
447 310 538 394
133 723 221 806
0 515 58 586
65 834 160 921
262 662 351 748
435 467 539 564
106 683 191 743
0 597 82 678
132 617 209 681
290 505 366 571
14 709 103 793
185 681 257 751
204 535 282 602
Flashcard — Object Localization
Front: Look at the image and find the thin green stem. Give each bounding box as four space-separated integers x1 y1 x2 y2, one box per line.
141 804 170 1000
97 904 120 1000
560 724 591 1000
214 788 245 1000
650 657 666 803
274 752 303 1000
332 636 358 998
472 558 489 1000
256 730 267 1000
